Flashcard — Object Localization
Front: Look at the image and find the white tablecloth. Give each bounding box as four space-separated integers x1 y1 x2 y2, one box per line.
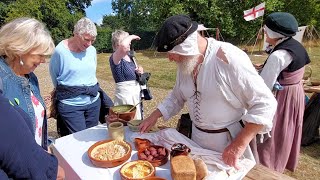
51 124 172 180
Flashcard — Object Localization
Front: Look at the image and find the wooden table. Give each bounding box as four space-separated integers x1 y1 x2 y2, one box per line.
245 164 295 180
304 85 320 93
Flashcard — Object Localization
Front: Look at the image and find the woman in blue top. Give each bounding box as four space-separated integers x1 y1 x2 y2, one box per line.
49 17 101 136
0 17 55 149
109 30 143 120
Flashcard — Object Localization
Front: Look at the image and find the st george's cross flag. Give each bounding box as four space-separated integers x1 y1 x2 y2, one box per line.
243 2 265 21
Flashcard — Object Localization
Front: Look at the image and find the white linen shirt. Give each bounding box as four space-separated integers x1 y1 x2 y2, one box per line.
158 38 277 134
260 50 293 90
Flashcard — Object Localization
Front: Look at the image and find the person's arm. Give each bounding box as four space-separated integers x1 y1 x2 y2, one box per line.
139 76 186 133
0 95 61 180
112 35 140 64
49 50 61 88
260 50 293 90
222 123 263 169
216 44 277 167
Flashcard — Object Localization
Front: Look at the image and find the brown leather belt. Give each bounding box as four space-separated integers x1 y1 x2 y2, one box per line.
195 126 229 133
195 120 245 134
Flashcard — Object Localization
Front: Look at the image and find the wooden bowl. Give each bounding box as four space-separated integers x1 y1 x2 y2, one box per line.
311 80 320 86
137 145 169 167
109 105 137 123
128 120 142 132
87 139 132 168
128 121 160 133
134 138 153 151
120 160 155 180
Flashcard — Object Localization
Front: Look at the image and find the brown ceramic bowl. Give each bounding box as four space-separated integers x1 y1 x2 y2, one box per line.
311 80 320 86
137 145 169 167
87 139 132 168
120 160 155 180
134 138 153 151
109 105 137 124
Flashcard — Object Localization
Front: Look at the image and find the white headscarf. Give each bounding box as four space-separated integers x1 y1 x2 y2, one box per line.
168 31 201 56
264 25 285 39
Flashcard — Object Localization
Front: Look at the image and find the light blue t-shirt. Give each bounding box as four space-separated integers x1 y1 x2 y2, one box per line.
49 41 99 106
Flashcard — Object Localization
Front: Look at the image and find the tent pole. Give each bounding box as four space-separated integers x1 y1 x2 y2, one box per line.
251 17 264 55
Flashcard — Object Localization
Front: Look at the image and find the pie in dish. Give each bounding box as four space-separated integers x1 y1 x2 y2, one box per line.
120 160 155 179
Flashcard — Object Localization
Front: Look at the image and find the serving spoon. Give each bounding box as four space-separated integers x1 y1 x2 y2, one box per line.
126 100 144 112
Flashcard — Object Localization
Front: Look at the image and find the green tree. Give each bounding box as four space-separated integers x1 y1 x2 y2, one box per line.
94 27 113 53
5 0 84 44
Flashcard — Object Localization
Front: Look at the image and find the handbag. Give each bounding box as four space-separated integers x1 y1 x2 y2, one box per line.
141 87 153 100
136 72 151 85
137 72 153 100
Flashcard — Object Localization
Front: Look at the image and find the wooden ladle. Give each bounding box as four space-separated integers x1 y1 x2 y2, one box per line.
126 100 143 112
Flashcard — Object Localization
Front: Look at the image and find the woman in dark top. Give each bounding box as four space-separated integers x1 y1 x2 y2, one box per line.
0 90 64 179
109 30 144 120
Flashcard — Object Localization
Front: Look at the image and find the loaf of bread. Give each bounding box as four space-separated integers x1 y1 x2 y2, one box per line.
171 155 196 180
193 158 208 180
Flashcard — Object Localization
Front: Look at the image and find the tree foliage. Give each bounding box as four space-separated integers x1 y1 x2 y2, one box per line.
103 0 320 47
0 0 320 53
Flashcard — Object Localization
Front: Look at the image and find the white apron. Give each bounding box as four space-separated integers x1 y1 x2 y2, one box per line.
114 80 142 120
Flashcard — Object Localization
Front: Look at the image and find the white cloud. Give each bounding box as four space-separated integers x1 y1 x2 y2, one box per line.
91 0 111 5
96 17 103 26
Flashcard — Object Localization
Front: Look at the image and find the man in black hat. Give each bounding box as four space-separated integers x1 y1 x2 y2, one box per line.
257 12 310 173
139 14 277 169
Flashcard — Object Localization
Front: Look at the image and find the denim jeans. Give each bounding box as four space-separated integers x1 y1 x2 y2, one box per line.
57 98 101 136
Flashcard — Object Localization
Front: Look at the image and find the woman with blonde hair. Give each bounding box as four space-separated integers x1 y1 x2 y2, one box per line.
0 17 55 149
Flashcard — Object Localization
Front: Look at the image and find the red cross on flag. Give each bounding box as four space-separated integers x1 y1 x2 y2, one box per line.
244 2 265 21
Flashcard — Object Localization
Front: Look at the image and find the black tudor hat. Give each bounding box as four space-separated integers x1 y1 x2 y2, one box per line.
265 12 298 37
154 15 198 52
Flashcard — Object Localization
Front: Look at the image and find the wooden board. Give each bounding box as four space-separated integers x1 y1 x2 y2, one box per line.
244 164 295 180
304 86 320 93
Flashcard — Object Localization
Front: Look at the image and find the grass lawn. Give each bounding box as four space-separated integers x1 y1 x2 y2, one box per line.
96 45 320 179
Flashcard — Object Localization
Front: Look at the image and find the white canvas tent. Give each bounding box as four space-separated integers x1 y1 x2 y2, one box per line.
248 25 320 54
197 24 225 41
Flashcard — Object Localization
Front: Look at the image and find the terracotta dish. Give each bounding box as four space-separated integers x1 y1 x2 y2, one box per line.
137 145 169 167
109 105 137 123
120 160 155 180
87 139 132 168
134 138 153 151
170 143 191 157
311 80 320 86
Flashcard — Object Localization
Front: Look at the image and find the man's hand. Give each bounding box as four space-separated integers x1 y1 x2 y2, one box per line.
222 122 263 169
139 109 162 133
222 141 246 169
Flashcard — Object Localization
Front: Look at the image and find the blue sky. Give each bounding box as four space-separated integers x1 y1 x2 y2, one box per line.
85 0 113 25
